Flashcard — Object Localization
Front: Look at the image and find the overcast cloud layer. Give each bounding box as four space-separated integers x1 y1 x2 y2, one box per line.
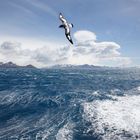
0 30 131 68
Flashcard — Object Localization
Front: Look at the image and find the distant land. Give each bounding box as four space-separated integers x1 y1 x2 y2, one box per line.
0 62 36 68
0 62 138 70
50 64 139 70
50 64 110 69
0 62 108 69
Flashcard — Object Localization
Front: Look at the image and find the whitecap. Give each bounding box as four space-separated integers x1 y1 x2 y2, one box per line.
56 123 74 140
137 86 140 91
82 95 140 140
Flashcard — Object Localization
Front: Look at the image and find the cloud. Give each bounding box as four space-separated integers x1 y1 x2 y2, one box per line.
72 30 131 66
1 42 21 51
0 30 132 67
24 0 57 17
74 30 96 42
0 41 42 67
9 1 34 15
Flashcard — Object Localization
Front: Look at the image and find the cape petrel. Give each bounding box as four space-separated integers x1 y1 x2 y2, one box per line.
59 13 74 44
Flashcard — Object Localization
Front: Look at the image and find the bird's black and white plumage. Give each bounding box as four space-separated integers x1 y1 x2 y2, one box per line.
59 13 73 44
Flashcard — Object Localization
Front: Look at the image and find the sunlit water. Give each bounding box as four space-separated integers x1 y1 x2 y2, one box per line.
0 67 140 140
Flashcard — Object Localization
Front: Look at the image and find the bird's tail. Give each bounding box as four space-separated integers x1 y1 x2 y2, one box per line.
69 23 74 28
69 39 73 44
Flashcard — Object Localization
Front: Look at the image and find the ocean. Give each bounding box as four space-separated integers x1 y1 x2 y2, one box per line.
0 67 140 140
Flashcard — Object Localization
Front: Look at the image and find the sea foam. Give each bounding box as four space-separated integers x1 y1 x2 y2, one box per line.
83 95 140 140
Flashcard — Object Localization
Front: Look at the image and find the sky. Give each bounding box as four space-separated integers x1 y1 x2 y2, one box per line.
0 0 140 67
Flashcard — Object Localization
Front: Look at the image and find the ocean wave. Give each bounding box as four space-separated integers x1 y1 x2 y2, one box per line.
0 91 59 109
0 68 140 139
56 123 74 140
82 94 140 140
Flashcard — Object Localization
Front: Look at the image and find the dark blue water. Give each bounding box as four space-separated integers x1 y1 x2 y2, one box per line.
0 68 140 140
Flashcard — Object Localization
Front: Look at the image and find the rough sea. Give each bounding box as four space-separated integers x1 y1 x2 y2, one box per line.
0 67 140 140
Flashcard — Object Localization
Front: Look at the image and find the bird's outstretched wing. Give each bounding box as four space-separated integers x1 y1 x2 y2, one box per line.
59 13 67 24
65 33 73 44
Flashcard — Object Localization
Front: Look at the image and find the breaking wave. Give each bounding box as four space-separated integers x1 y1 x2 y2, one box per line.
83 88 140 140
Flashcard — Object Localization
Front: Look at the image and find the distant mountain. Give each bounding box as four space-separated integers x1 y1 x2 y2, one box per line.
25 64 36 69
50 64 108 69
0 62 36 68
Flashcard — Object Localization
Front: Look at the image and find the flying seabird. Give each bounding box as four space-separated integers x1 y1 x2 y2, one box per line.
59 13 74 44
